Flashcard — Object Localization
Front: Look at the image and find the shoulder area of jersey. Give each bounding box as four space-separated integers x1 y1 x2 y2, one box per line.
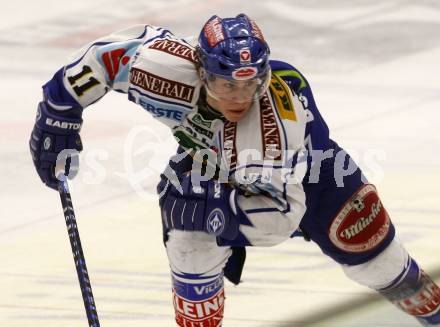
130 32 202 107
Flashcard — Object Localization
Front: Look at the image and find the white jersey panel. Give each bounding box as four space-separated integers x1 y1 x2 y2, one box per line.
61 25 163 108
128 36 201 128
216 78 309 246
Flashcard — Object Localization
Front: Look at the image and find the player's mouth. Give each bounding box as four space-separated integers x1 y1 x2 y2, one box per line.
229 108 246 114
228 102 252 112
227 107 247 117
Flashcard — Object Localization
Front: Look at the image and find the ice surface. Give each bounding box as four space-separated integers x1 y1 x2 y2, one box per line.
1 0 439 326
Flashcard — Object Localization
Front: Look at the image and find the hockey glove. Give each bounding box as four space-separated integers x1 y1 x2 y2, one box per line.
29 101 83 190
158 173 242 241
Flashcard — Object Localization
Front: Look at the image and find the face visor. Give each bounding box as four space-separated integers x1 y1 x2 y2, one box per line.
201 67 271 103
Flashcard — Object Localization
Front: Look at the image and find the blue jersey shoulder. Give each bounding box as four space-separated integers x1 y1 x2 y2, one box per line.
270 60 332 152
269 60 308 93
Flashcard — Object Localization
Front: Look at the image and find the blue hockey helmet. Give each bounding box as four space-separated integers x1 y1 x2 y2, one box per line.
197 14 271 102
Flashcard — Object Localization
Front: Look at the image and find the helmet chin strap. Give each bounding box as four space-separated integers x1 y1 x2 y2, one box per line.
198 87 224 120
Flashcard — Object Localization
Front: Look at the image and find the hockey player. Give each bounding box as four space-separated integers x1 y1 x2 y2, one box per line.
29 14 440 326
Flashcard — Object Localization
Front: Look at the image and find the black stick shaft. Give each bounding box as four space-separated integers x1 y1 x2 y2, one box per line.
58 175 100 327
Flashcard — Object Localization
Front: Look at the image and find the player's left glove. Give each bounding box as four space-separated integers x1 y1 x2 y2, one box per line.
158 173 242 241
29 101 83 190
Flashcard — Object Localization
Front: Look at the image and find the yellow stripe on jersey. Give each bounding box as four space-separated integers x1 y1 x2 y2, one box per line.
273 69 307 90
269 73 297 121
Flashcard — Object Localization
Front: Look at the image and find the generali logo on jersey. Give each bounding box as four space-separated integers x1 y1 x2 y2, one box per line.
130 68 195 103
149 39 198 64
328 184 390 253
223 121 237 170
260 94 282 160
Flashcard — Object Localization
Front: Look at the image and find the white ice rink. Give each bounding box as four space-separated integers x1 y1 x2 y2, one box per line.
1 0 439 326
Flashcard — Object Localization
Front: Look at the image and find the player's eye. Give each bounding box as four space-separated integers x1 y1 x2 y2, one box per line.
223 82 236 89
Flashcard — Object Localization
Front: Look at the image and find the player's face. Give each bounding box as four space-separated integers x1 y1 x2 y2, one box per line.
207 93 253 122
204 77 258 122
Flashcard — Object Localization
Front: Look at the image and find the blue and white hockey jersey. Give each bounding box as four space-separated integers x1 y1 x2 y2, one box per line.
42 24 332 247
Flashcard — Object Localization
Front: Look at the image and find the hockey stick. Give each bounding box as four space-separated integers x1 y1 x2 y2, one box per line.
57 173 100 327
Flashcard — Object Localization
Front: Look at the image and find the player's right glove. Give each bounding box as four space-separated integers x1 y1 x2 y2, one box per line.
157 173 243 241
29 101 83 190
